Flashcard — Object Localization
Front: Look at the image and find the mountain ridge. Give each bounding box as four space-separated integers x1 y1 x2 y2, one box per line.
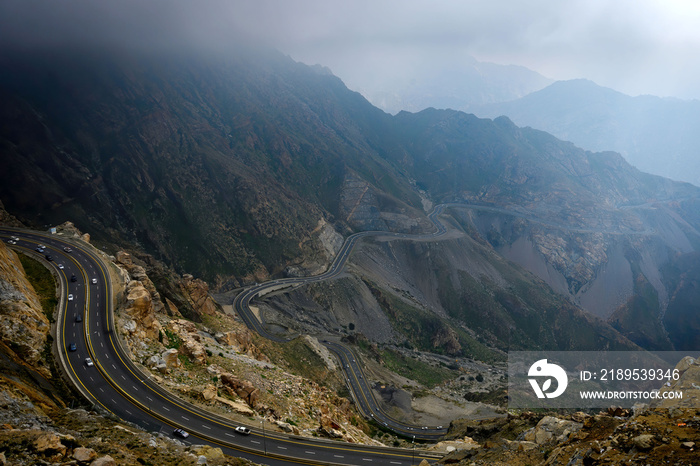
475 78 700 187
2 46 700 351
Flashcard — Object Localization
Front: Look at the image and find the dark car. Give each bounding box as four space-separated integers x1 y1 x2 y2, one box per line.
75 314 82 323
70 274 77 282
68 343 77 352
173 428 189 439
45 254 53 261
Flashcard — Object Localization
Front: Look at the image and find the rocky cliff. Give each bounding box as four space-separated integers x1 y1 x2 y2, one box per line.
0 241 50 371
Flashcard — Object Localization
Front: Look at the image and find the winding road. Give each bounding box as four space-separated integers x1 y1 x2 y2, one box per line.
1 227 444 466
233 204 450 441
1 199 666 463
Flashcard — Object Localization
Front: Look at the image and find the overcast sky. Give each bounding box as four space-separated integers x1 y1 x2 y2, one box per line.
3 0 700 100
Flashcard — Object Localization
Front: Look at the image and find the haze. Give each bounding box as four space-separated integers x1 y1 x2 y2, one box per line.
2 0 700 100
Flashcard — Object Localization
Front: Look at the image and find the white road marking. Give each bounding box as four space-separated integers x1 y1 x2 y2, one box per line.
202 425 211 430
182 416 189 421
163 406 170 412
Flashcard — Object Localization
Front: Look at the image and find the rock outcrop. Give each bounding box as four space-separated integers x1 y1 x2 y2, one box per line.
166 319 207 365
179 274 219 317
220 373 259 407
215 328 270 362
0 242 50 370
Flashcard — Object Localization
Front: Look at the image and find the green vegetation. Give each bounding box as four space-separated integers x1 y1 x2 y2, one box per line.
366 279 500 362
379 348 454 388
264 337 340 388
18 254 57 323
164 329 182 350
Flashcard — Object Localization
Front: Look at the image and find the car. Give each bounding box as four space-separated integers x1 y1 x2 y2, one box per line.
45 254 53 261
11 236 19 242
70 274 77 282
63 246 72 253
75 314 82 323
85 358 93 367
68 343 77 352
91 278 98 284
68 294 74 301
6 239 16 245
58 263 64 269
234 426 251 435
173 428 189 438
36 247 45 252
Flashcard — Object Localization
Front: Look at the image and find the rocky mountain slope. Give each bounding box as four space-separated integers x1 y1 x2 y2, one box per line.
0 239 258 465
435 356 700 465
2 45 700 355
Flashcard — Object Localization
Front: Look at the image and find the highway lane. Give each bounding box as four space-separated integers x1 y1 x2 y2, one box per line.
232 204 450 440
2 228 442 465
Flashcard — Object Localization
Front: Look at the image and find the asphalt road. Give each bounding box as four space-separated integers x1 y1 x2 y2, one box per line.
232 204 450 441
1 228 442 466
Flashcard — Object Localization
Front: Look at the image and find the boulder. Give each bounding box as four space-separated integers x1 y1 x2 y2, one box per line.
33 432 66 456
220 373 259 407
202 384 217 401
523 416 582 445
73 446 97 463
162 348 180 368
90 455 116 466
675 356 696 373
632 434 654 450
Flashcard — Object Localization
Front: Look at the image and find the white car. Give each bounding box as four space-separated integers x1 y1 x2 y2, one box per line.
58 263 64 269
85 358 94 367
91 278 98 284
68 294 74 301
235 426 251 435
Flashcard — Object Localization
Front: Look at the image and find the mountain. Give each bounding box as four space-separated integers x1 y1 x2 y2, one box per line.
0 47 424 285
475 79 700 187
349 55 553 115
2 46 700 352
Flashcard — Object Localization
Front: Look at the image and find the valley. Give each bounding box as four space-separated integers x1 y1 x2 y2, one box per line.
2 43 700 465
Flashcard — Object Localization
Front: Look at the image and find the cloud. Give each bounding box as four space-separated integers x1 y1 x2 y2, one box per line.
2 0 699 98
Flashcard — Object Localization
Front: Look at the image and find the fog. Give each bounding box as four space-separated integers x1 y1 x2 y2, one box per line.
2 0 700 99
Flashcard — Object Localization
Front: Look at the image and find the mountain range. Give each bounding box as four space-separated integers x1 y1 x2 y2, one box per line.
351 55 553 115
475 79 700 187
2 46 700 352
